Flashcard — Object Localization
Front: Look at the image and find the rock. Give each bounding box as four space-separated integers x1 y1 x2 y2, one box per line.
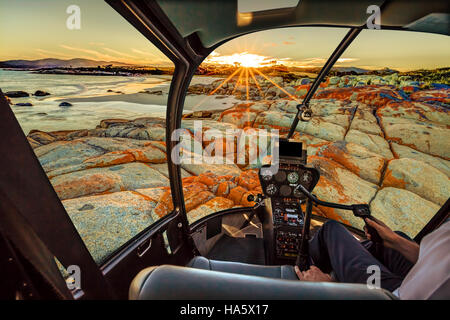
27 137 42 149
278 86 296 98
410 88 450 105
370 187 440 237
99 119 131 128
314 141 386 184
218 103 259 128
379 117 450 158
50 162 170 200
345 129 393 159
350 108 383 136
377 101 450 126
34 90 50 96
187 197 235 224
382 158 449 206
59 102 73 107
62 191 159 263
15 102 33 106
307 156 379 230
181 160 241 177
28 130 57 145
35 140 105 172
5 91 29 98
289 132 327 146
254 111 347 141
391 143 450 176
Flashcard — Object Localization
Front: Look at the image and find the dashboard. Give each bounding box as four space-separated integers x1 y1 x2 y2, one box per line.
258 141 320 263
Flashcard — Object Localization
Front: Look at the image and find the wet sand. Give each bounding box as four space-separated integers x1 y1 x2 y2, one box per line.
62 91 241 112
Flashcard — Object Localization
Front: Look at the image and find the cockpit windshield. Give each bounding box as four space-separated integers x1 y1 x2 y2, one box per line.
181 26 449 237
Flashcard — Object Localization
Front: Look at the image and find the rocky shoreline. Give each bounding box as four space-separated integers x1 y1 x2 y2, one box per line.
23 76 450 264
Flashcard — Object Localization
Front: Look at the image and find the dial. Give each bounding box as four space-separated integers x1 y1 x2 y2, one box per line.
262 173 273 181
280 185 292 197
293 187 305 198
261 168 274 181
266 184 277 196
301 171 312 184
274 170 286 182
287 171 299 184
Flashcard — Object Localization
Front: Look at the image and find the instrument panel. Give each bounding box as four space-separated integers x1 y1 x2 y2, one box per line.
259 164 320 200
259 163 320 261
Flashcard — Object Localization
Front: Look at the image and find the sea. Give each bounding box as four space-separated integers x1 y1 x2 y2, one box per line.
0 69 173 135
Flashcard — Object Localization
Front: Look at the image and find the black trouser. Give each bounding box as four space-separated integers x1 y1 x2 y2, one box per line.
309 220 414 291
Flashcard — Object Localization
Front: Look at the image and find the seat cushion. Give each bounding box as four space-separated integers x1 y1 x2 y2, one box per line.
186 256 298 280
129 264 396 300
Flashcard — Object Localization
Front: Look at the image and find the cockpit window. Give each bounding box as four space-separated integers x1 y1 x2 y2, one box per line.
0 0 174 264
181 27 449 237
335 29 449 236
180 27 351 225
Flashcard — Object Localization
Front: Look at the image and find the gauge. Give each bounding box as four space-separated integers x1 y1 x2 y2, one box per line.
301 171 312 184
293 187 305 198
266 184 277 196
280 185 292 197
287 171 299 184
262 173 273 181
260 168 274 181
274 170 286 182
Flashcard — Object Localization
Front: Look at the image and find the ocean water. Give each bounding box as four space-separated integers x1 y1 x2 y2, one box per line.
0 69 172 134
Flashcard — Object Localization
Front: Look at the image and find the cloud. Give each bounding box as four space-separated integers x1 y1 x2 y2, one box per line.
131 48 157 57
102 47 138 59
283 41 295 45
59 44 119 62
35 48 74 59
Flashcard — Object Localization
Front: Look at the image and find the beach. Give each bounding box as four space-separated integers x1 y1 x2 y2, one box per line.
1 69 240 134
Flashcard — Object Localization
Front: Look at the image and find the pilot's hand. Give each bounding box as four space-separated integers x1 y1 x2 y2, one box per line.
295 265 334 282
364 217 398 249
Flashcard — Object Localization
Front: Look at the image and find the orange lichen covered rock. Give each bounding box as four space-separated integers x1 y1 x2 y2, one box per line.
185 190 215 212
128 145 167 163
187 197 235 224
227 186 248 205
219 103 260 128
377 101 450 125
314 141 386 184
379 117 450 159
410 88 450 105
50 163 169 200
307 155 378 229
382 158 449 206
83 151 135 168
236 170 260 191
345 129 393 159
216 180 238 197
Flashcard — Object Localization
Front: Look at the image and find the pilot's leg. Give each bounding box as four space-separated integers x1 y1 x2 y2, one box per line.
370 231 415 278
309 220 403 291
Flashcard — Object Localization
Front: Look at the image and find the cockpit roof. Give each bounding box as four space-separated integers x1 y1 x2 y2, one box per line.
155 0 449 48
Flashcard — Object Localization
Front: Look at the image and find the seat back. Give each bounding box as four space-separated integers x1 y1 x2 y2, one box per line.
130 265 396 300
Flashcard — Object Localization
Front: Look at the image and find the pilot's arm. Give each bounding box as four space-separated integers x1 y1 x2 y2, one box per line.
364 218 419 264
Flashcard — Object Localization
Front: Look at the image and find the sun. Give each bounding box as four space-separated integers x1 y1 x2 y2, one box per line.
206 52 273 68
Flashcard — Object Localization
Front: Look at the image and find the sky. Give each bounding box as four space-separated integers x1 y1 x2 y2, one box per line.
0 0 449 71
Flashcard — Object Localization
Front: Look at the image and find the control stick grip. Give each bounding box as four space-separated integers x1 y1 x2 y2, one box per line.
364 216 383 243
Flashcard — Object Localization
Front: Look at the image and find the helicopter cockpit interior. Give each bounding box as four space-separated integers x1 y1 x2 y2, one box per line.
0 0 449 301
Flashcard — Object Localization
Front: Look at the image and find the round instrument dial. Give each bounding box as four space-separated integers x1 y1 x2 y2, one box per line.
261 168 275 181
293 187 305 198
287 171 299 184
301 171 312 184
266 184 277 196
279 185 292 197
274 170 287 182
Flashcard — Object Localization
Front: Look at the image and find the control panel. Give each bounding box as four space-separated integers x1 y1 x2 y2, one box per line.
258 140 320 261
